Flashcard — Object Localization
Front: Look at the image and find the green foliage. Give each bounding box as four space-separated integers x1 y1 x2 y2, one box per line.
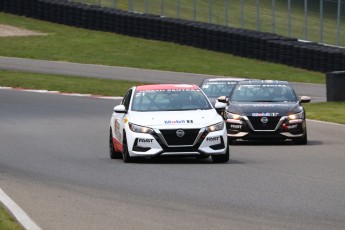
0 71 148 96
304 102 345 125
0 13 324 84
76 0 345 46
0 204 23 230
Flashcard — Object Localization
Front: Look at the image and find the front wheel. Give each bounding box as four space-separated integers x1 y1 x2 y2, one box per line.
294 129 308 145
122 133 132 163
211 145 230 163
228 137 235 145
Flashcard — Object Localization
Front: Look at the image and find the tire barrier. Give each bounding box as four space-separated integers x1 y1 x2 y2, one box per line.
1 0 345 74
326 71 345 101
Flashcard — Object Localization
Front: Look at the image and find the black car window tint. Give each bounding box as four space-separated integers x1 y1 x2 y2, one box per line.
122 89 132 111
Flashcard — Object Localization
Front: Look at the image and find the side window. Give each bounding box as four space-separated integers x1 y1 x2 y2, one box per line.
121 89 133 111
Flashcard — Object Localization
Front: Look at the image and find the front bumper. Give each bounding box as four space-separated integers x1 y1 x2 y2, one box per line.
126 128 228 157
226 116 306 140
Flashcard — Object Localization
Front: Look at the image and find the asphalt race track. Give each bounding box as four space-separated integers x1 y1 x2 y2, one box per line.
0 57 342 229
0 56 326 102
1 86 345 229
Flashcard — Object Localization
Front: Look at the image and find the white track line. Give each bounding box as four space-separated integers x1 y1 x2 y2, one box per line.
1 86 344 127
308 119 345 127
0 86 123 100
0 188 42 230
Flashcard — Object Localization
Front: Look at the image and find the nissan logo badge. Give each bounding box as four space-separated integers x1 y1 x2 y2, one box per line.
261 117 268 124
176 129 185 137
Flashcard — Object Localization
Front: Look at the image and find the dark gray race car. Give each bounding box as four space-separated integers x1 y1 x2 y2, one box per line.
222 80 310 144
200 77 247 106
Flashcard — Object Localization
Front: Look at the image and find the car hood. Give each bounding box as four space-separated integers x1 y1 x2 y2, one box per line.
227 101 302 116
129 110 222 129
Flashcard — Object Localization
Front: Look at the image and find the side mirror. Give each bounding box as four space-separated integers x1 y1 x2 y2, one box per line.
300 96 311 104
214 101 226 115
114 105 126 113
217 96 228 104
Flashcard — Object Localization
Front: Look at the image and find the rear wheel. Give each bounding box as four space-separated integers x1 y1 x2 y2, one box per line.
211 145 230 163
109 129 122 159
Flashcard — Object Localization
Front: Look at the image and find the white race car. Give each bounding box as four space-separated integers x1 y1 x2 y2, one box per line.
109 84 229 163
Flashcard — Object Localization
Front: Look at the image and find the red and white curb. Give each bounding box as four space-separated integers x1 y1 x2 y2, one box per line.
0 86 123 100
0 188 41 230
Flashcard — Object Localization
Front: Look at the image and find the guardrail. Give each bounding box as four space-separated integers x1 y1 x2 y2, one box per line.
1 0 345 73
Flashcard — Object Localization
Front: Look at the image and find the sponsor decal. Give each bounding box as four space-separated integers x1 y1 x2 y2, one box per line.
287 124 298 130
123 117 129 124
164 120 193 125
252 113 279 117
239 104 289 107
138 139 153 143
136 84 198 91
230 124 242 129
205 82 237 85
206 137 220 141
240 84 288 88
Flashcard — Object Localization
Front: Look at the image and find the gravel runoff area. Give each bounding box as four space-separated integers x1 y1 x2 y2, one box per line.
0 24 47 37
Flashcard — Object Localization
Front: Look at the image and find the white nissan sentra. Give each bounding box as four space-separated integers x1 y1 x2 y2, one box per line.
109 84 229 163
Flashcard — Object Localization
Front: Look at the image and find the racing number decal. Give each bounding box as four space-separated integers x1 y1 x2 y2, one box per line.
113 118 123 152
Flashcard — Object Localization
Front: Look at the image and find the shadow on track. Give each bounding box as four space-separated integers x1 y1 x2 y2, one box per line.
113 157 244 165
230 139 322 146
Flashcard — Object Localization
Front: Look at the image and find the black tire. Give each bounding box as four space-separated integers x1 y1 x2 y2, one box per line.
228 137 235 145
122 132 132 163
109 129 122 159
211 145 230 163
294 129 308 145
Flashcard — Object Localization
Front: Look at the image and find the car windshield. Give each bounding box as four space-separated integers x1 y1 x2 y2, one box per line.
231 84 298 102
200 81 237 97
131 88 212 111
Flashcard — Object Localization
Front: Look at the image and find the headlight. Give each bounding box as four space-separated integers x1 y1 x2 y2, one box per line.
128 123 154 134
287 111 304 120
206 121 224 132
227 112 242 120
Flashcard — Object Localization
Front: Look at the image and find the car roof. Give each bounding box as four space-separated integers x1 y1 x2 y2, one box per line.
236 80 290 85
136 84 199 91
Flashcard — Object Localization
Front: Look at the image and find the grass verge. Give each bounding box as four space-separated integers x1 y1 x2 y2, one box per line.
79 0 345 47
0 13 324 84
0 203 23 230
304 102 345 125
0 70 149 96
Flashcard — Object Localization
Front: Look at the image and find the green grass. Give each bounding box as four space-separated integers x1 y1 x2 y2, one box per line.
78 0 345 47
0 204 23 230
304 102 345 125
0 12 324 84
0 70 148 96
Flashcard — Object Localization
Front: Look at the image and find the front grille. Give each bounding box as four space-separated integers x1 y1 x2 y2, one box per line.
159 129 201 146
248 116 282 131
